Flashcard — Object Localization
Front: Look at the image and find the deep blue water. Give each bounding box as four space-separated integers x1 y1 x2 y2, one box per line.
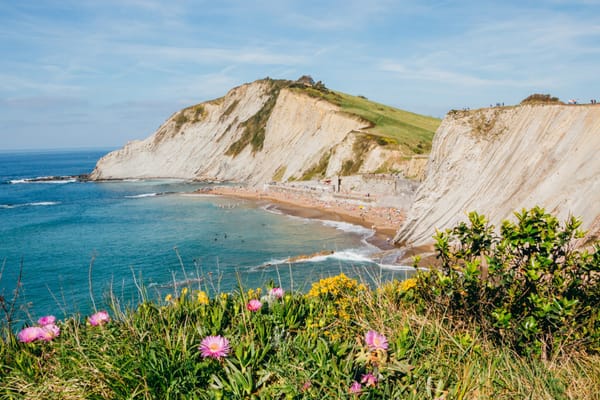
0 150 410 323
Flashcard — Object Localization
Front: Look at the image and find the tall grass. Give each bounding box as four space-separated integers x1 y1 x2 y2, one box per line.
1 272 598 399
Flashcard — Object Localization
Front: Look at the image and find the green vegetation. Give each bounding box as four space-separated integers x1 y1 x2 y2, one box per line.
2 207 599 398
521 93 563 105
222 99 240 119
174 104 207 131
272 166 286 182
300 151 331 180
226 80 290 157
415 207 600 359
225 77 440 158
339 134 374 176
289 84 440 155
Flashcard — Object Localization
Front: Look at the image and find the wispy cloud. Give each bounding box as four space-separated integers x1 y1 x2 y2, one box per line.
1 1 600 149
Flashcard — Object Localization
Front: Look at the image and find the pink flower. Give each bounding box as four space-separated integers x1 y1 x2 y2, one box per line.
349 381 362 394
301 380 312 392
37 315 56 326
38 324 60 341
269 287 284 299
17 326 44 343
246 299 262 312
361 373 378 387
88 310 110 326
365 330 388 351
199 335 230 359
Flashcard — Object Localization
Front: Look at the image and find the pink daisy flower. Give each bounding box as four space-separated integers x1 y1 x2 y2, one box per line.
365 330 389 351
17 326 44 343
88 310 110 326
246 299 262 312
37 315 56 326
361 373 378 387
199 335 230 359
38 324 60 341
349 381 362 394
269 287 284 299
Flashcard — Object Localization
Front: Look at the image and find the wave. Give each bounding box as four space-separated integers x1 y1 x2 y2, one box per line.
124 191 176 199
0 201 61 209
148 276 204 289
125 192 158 198
320 220 374 236
8 176 78 184
255 249 376 270
377 263 417 271
262 204 284 215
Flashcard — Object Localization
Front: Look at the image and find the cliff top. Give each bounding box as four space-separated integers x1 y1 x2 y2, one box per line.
208 77 442 156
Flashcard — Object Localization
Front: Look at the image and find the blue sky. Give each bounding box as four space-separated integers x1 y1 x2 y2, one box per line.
1 0 599 150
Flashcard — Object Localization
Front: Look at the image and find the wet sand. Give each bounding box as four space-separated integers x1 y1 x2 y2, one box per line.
200 186 404 250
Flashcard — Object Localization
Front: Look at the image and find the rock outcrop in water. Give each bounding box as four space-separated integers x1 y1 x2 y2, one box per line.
90 79 431 185
394 104 600 248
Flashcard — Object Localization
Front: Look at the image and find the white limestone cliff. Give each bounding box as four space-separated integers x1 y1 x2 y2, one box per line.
90 80 412 184
394 104 600 248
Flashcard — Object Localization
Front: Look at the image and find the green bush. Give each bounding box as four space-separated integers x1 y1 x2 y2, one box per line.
414 207 600 358
521 94 563 104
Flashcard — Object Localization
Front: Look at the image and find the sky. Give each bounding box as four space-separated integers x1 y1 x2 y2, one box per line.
1 0 599 150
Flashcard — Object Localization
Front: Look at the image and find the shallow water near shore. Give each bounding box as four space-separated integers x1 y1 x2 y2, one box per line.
0 150 413 322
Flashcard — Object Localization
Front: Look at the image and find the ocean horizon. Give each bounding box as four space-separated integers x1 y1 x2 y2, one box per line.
0 149 411 324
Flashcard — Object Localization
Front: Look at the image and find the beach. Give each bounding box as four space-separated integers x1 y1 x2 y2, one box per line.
200 185 405 250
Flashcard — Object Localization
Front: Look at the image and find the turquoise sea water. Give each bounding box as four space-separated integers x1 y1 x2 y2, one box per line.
0 150 411 322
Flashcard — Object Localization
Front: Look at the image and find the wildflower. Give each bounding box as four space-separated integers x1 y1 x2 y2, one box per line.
17 326 44 343
180 287 188 298
301 380 311 392
365 330 389 351
199 335 230 359
349 381 362 394
197 290 209 305
361 373 378 387
246 299 262 312
38 324 60 341
37 315 56 326
165 294 173 302
400 278 417 291
88 310 110 326
269 287 284 299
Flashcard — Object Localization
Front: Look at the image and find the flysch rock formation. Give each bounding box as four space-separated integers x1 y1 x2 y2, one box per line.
90 79 416 185
394 104 600 248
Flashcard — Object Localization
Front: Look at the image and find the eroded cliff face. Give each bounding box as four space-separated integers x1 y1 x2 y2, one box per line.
90 80 415 184
394 104 600 248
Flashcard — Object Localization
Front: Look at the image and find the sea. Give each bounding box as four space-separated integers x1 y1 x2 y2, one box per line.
0 149 412 323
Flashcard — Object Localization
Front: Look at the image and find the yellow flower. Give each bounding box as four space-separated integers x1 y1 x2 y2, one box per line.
400 278 417 292
196 290 209 305
165 294 173 302
180 287 189 298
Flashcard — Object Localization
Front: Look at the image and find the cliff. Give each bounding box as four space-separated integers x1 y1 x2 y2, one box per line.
394 104 600 248
90 79 438 185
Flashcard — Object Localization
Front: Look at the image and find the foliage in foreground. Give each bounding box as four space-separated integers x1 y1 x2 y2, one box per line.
415 207 600 359
1 208 600 398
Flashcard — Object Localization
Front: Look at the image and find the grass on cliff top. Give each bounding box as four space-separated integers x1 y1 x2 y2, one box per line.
291 85 441 154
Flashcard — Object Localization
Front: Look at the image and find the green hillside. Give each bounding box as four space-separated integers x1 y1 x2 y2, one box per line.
288 80 441 155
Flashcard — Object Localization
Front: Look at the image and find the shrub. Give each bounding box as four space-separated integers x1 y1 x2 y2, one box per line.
521 94 563 104
414 207 600 358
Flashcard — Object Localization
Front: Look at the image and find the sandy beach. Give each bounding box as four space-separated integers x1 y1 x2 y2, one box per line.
200 185 404 250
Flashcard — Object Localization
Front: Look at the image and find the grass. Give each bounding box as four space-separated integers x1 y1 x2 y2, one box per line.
1 273 598 399
223 78 440 158
300 151 331 180
289 85 440 155
226 79 289 157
